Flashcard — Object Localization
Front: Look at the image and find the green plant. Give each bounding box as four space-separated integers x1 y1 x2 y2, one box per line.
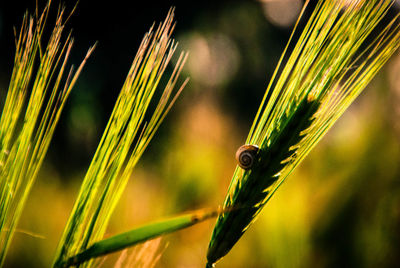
52 9 189 268
2 0 400 267
0 2 219 266
0 1 94 265
207 0 400 266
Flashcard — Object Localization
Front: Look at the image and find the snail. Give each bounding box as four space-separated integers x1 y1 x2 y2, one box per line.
235 144 260 170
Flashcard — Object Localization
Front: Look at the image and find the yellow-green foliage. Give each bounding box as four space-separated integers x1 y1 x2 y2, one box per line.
53 9 188 267
0 1 94 265
207 0 400 265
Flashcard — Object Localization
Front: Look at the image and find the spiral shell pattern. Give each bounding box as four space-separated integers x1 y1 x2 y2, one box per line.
235 144 259 170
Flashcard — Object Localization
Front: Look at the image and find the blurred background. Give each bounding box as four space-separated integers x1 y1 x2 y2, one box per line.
0 0 399 267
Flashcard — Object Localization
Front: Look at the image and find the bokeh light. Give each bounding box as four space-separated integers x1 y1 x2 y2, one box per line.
259 0 303 28
181 33 240 89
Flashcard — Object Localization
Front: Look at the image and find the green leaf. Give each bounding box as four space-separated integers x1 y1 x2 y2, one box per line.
59 209 219 267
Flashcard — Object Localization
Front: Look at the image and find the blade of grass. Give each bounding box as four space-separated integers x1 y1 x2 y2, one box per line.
60 208 220 267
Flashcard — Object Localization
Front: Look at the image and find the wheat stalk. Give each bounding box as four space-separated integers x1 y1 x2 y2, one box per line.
207 0 400 266
0 1 94 264
53 9 188 267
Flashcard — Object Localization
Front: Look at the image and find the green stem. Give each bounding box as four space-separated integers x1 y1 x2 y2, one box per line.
58 209 219 267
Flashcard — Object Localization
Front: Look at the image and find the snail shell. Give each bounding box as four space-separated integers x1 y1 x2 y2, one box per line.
235 144 259 170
